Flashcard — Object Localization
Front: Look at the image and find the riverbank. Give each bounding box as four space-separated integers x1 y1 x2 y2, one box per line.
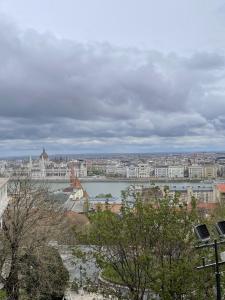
11 177 212 184
9 177 223 198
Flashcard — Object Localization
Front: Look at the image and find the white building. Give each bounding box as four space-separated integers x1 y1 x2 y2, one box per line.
126 165 138 178
204 165 217 178
137 163 148 178
163 185 215 204
0 178 8 222
168 166 184 178
106 163 126 177
15 150 88 179
154 166 168 178
188 165 204 179
45 162 69 178
137 163 153 178
106 164 117 175
71 160 87 178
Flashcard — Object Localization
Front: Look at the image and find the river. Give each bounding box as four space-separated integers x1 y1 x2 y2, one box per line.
47 180 215 198
48 181 132 198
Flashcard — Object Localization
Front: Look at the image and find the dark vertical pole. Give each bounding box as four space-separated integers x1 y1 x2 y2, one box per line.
80 265 82 287
214 240 221 300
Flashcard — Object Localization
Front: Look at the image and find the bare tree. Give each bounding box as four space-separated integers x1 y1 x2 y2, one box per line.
0 177 66 300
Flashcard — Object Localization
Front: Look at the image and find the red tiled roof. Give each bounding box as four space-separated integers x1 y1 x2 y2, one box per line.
217 184 225 193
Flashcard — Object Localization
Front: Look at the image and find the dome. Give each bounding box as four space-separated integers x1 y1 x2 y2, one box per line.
40 148 49 160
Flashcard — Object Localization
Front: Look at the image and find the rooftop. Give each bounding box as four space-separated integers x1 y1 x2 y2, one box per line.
216 183 225 193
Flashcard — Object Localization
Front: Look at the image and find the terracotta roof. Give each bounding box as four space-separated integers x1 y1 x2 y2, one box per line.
216 184 225 193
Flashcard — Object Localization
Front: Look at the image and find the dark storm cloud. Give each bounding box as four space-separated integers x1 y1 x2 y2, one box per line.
0 17 225 153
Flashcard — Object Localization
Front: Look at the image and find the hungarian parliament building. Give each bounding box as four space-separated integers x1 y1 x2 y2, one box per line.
3 149 87 179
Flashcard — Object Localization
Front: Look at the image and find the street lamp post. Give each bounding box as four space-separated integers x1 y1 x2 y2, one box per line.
195 222 225 300
79 265 83 287
195 239 225 300
215 240 221 300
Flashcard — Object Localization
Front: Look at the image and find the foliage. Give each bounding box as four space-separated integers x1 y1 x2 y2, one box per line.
0 290 6 300
102 265 124 285
72 248 86 260
21 246 69 300
95 193 113 198
71 279 79 293
78 190 217 300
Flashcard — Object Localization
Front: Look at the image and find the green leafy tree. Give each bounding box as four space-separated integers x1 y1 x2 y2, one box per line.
78 191 215 299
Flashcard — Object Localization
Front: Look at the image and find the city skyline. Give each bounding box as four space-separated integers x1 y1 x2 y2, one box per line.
0 1 225 155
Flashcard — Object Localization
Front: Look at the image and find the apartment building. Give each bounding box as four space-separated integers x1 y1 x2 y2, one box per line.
154 166 168 178
126 165 138 178
70 160 87 178
203 165 217 178
167 166 184 178
162 184 216 204
137 163 152 178
188 165 204 178
106 163 127 177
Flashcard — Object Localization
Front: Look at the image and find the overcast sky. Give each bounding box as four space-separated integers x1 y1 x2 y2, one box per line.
0 0 225 156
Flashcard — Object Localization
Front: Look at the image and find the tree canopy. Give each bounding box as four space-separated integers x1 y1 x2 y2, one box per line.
77 191 218 300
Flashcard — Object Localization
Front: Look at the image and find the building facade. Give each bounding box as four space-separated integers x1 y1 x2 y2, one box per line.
168 166 184 178
203 165 217 179
188 165 204 178
154 166 168 178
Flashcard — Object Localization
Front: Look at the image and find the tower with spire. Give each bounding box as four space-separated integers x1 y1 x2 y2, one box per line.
28 155 33 175
63 165 89 213
39 148 48 178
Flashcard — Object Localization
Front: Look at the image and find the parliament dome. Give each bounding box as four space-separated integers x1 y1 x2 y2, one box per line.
40 148 49 160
